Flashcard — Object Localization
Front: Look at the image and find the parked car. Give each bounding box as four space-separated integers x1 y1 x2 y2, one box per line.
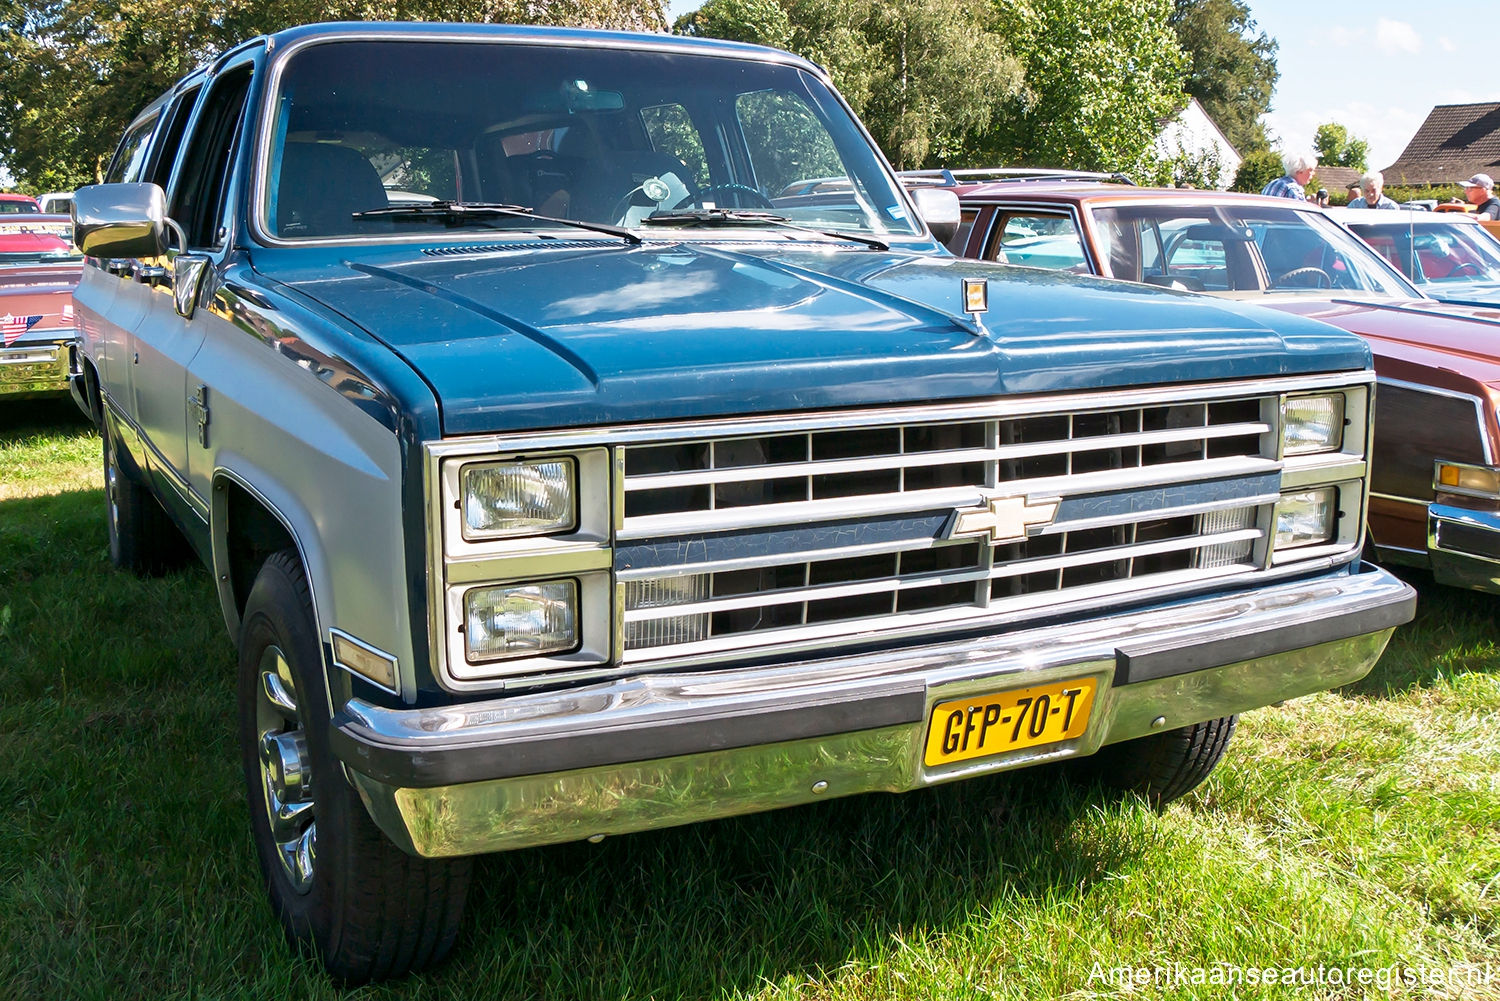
0 192 43 214
0 212 80 399
1331 207 1500 306
69 24 1413 980
38 191 74 215
922 173 1500 594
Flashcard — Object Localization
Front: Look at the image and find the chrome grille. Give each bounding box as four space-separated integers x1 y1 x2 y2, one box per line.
617 399 1277 661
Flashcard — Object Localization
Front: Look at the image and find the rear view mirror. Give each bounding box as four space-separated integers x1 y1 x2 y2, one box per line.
73 182 169 259
912 187 960 245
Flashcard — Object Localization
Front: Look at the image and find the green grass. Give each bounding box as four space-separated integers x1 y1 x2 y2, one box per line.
2 400 1498 1000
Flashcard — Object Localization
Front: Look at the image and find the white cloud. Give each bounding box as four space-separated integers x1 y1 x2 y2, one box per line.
1375 18 1422 54
1438 36 1457 52
1325 26 1361 47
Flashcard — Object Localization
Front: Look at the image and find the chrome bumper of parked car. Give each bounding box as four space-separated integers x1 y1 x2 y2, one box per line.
0 332 71 398
334 564 1414 859
1429 502 1500 592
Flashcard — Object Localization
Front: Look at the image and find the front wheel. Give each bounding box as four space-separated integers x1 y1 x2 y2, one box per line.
238 550 471 982
1076 715 1237 807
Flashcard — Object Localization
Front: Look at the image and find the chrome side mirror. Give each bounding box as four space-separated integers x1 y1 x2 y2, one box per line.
912 187 961 247
73 182 169 259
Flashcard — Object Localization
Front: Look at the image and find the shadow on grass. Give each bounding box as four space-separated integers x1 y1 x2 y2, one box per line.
1 484 1162 999
1342 566 1499 698
0 397 91 441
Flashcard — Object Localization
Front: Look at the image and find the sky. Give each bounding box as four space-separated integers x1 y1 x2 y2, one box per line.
1248 0 1492 173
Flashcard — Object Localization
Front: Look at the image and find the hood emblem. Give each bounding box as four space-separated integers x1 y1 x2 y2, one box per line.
945 492 1060 546
962 277 989 321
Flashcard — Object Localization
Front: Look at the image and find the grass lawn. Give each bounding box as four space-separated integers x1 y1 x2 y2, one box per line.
1 400 1496 1000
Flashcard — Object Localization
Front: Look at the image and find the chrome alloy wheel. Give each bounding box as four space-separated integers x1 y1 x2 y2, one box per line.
256 644 316 893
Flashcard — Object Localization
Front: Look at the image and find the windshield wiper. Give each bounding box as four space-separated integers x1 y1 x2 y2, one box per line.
642 208 890 251
352 201 642 246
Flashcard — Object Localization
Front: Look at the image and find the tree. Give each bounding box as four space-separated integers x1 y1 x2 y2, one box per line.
675 0 793 48
1231 148 1282 192
1313 122 1369 171
1169 0 1277 154
0 0 668 192
977 0 1187 178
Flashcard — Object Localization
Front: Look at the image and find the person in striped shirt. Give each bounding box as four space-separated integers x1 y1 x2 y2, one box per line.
1261 152 1316 201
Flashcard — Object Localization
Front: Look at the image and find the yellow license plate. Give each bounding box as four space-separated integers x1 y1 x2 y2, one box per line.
924 677 1096 766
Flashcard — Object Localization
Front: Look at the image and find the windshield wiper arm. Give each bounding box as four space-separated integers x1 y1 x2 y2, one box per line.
643 208 890 251
352 200 642 245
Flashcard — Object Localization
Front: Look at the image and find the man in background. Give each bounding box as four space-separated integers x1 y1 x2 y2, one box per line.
1351 171 1398 209
1262 152 1316 200
1464 174 1500 219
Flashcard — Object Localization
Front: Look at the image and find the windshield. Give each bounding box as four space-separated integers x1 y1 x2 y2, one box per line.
1344 218 1500 291
262 40 919 242
1092 203 1419 297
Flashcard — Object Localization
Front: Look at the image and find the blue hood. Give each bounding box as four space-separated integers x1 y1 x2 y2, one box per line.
257 240 1370 435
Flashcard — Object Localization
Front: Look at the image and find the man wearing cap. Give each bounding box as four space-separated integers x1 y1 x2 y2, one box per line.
1262 151 1316 200
1464 174 1500 220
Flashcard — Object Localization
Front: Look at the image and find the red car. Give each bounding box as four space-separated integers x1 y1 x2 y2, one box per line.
919 171 1500 593
0 200 80 399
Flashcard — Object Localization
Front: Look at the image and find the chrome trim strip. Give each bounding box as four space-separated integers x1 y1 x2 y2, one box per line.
1370 491 1425 504
620 456 1283 540
427 373 1371 461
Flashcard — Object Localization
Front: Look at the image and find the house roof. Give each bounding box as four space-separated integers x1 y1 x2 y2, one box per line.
1383 102 1500 185
1311 165 1362 192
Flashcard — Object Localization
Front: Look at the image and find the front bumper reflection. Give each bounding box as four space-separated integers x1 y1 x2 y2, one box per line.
336 564 1414 858
0 334 70 398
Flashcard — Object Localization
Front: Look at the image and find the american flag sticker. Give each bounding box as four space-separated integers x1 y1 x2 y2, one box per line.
2 313 42 347
62 302 74 322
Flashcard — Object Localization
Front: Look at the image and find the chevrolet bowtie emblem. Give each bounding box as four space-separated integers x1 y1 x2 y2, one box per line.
945 493 1060 545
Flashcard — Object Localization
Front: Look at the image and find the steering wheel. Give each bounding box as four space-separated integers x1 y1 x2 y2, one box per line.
1271 266 1333 289
673 183 775 210
1449 261 1483 278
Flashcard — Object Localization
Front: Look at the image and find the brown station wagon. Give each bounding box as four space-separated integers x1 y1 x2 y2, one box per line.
915 170 1500 593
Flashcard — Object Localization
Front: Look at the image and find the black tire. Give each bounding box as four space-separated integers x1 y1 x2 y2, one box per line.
238 549 471 982
102 420 190 575
1079 714 1237 807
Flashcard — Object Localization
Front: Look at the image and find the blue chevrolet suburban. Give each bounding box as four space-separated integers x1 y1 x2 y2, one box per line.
68 22 1415 980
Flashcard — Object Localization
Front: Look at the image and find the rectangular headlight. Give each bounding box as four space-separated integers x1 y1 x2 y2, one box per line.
464 580 578 661
1275 488 1336 550
461 458 575 539
1282 394 1344 455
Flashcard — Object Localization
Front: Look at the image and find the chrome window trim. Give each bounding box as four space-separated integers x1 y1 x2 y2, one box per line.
246 29 925 251
1376 375 1493 464
422 372 1372 693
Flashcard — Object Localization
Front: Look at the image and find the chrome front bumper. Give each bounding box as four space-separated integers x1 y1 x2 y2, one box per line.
334 564 1414 858
0 333 70 398
1429 502 1500 592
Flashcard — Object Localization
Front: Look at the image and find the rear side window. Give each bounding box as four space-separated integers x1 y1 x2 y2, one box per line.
985 211 1089 272
106 114 160 184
